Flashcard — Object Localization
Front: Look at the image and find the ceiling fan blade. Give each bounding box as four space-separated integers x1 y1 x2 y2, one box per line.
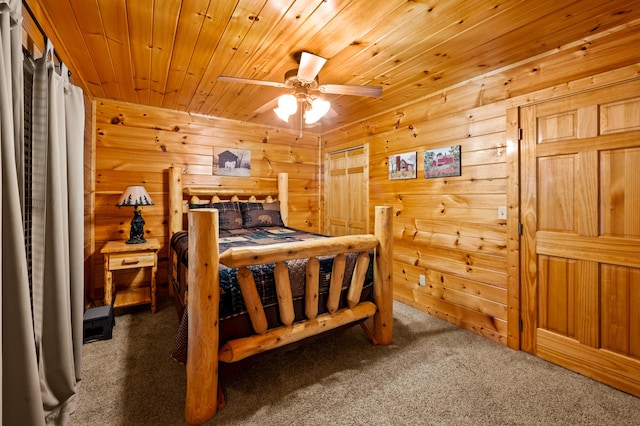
218 75 288 88
325 107 338 120
297 52 327 84
318 83 382 98
253 97 279 114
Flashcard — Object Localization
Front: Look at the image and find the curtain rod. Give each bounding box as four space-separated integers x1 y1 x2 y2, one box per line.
22 0 70 76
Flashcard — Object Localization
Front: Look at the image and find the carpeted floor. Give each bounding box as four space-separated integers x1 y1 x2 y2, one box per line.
72 297 640 425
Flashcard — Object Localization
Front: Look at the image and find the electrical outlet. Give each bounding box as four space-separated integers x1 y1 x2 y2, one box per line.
497 206 507 220
419 274 426 286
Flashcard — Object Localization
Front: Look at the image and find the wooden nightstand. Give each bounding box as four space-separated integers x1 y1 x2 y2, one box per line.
101 238 161 313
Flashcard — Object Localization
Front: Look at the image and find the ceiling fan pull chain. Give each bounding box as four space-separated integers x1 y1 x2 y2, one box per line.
298 106 303 141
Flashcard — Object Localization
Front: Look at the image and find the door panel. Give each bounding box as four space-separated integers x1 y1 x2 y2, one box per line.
325 146 368 236
601 265 640 356
521 79 640 396
537 155 575 231
347 150 366 234
328 153 348 236
601 147 640 237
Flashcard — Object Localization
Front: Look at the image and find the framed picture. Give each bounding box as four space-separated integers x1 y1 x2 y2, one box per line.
213 147 251 177
424 145 461 178
388 151 417 180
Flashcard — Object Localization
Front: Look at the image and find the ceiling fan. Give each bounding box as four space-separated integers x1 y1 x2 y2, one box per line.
217 51 382 125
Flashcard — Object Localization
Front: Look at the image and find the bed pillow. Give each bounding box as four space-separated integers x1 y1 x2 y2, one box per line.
189 201 243 230
240 201 284 228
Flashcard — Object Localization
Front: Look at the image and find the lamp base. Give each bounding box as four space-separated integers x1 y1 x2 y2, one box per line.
126 238 147 244
127 208 147 244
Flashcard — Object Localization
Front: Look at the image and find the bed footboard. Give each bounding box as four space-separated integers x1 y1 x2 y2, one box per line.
185 205 393 424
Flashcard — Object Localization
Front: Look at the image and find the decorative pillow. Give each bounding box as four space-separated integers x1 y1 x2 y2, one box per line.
189 202 243 230
240 201 284 228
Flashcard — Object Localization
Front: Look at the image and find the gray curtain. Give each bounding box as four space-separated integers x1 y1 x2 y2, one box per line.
1 1 85 423
1 1 43 424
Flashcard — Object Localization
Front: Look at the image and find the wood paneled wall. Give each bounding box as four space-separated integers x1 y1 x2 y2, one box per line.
89 101 320 302
87 18 639 345
321 20 640 346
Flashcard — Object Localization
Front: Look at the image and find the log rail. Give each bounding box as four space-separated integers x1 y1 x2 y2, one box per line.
219 234 379 358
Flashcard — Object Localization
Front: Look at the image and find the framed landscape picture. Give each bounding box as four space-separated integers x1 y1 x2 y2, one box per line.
388 151 417 180
424 145 461 178
213 147 251 177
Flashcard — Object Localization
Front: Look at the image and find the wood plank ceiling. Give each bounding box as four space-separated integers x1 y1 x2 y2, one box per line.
25 0 640 132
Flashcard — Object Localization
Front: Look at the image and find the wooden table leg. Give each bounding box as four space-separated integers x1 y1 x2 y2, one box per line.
151 260 157 313
104 254 113 305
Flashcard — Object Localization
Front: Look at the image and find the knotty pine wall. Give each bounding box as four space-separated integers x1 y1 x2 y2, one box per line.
89 101 320 303
321 20 640 347
86 19 639 345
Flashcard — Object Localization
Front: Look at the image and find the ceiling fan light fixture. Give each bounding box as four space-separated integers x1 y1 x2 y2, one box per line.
305 98 331 124
274 107 292 122
278 94 297 113
219 51 382 125
274 94 298 122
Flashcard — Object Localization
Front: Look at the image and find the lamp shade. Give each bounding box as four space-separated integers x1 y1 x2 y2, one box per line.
305 98 331 124
116 186 154 207
274 107 293 122
274 94 298 122
278 94 297 114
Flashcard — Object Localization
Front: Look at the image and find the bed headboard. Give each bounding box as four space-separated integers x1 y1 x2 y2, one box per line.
168 166 289 237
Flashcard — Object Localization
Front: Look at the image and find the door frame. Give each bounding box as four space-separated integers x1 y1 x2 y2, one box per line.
505 108 522 350
514 76 640 356
323 144 369 235
514 79 640 397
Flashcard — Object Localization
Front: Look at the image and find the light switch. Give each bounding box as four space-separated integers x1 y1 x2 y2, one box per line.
498 206 507 220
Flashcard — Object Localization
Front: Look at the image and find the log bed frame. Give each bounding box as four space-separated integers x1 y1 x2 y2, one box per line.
168 166 393 424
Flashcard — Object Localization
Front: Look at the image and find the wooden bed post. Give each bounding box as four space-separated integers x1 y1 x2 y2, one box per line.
277 172 288 226
185 209 220 424
365 205 393 344
169 166 183 237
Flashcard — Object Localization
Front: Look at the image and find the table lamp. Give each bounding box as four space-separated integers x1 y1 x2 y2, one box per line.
116 185 154 244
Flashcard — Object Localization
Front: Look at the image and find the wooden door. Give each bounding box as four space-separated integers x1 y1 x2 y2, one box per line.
325 146 368 236
521 79 640 396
